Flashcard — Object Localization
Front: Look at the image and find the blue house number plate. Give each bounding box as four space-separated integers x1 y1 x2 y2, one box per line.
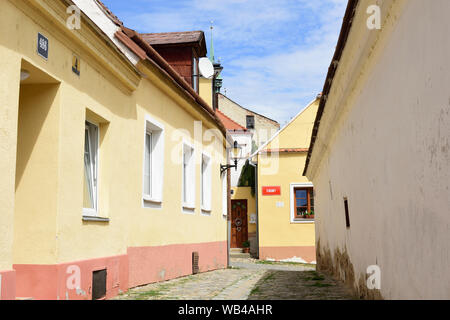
37 33 49 60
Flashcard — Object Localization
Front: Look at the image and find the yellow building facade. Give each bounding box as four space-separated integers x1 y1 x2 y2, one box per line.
253 98 319 263
0 0 228 300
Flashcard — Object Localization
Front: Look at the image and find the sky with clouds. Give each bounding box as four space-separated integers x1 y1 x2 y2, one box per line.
102 0 348 125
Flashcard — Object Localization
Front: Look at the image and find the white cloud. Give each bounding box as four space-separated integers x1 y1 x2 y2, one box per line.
104 0 348 123
221 0 347 124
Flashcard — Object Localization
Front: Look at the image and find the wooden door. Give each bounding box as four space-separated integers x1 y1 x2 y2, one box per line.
231 200 248 248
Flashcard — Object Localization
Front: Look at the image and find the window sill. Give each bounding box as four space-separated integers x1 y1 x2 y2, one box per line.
201 207 212 215
82 215 110 222
143 195 162 204
182 203 195 210
182 204 196 214
291 219 315 224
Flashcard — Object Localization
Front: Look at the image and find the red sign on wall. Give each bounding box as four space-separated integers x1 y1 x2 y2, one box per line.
262 186 281 196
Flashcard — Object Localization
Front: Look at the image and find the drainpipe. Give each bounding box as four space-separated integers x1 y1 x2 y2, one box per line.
248 159 259 259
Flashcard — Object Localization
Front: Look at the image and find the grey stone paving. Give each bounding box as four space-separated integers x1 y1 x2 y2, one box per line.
114 258 356 300
247 270 356 300
230 257 316 272
114 267 266 300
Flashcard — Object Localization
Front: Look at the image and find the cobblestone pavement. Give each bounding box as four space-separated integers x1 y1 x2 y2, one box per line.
247 269 356 300
114 258 356 300
229 257 316 272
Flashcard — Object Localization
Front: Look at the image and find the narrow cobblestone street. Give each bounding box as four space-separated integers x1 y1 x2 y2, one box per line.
114 258 356 300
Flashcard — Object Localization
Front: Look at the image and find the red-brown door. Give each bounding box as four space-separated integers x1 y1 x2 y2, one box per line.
231 200 248 248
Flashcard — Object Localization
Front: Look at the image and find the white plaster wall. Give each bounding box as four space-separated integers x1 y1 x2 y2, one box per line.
312 0 450 299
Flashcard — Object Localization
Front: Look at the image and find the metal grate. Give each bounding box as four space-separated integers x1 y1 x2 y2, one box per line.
192 252 199 274
92 269 107 300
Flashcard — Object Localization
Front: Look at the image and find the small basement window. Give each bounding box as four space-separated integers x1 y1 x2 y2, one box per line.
192 252 199 274
92 269 107 300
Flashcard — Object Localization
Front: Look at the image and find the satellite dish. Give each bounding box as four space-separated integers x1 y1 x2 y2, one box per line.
198 57 214 79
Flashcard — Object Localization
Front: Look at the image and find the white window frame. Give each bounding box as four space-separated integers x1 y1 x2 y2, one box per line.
201 151 212 214
290 182 314 224
144 131 153 196
83 121 99 217
182 140 196 212
142 115 165 205
181 139 197 214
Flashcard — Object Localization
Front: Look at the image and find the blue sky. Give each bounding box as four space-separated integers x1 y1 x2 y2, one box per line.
102 0 347 125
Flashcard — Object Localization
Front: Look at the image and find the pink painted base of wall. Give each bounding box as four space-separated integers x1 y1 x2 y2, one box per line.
0 270 16 300
259 246 316 263
14 254 128 300
128 241 227 288
12 241 227 300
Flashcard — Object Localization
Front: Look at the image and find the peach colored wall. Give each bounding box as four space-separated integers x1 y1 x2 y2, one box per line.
128 241 227 288
13 241 226 300
0 270 16 300
14 254 128 300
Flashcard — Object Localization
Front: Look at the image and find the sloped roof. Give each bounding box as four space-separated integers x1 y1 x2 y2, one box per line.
90 2 228 139
218 93 280 127
141 31 204 46
141 31 207 57
216 110 248 132
250 96 320 159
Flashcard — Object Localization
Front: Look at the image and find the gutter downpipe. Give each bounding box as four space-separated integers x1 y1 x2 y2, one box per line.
248 158 259 259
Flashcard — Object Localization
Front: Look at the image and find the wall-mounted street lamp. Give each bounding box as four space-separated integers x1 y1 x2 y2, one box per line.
221 141 242 175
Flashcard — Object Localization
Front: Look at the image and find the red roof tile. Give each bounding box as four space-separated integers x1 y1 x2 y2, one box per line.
216 110 247 132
